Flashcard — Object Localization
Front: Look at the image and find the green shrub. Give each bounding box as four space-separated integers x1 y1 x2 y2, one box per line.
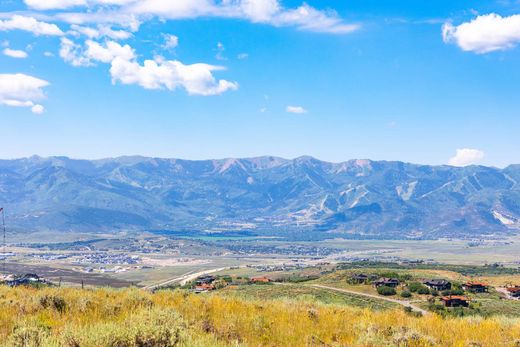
407 282 423 293
377 286 396 296
61 308 186 347
39 295 67 313
9 322 49 347
417 287 430 295
400 290 412 298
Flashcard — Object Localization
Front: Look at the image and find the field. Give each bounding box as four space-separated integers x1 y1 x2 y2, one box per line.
216 283 399 311
1 285 520 346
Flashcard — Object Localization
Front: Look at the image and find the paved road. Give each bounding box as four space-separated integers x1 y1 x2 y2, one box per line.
311 284 429 315
144 267 228 291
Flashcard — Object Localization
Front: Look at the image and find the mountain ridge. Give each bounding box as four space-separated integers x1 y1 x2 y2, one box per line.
1 155 519 239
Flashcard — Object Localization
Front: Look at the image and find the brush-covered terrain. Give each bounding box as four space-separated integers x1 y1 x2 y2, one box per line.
1 284 520 347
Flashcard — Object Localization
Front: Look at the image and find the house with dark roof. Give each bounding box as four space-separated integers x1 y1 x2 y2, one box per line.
463 282 488 293
506 286 520 298
195 275 216 286
373 278 400 288
6 273 45 287
423 279 451 291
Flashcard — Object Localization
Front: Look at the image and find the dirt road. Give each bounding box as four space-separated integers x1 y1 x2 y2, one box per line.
143 267 228 290
311 284 429 315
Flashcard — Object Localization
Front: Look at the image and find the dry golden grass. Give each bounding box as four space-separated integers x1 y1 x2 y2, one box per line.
0 285 520 346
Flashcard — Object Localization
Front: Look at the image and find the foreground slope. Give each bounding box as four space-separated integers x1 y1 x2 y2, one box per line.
1 286 520 346
1 156 519 238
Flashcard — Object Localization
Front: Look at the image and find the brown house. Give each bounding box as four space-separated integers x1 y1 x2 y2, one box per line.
194 283 215 293
463 282 489 293
441 295 470 307
251 276 271 283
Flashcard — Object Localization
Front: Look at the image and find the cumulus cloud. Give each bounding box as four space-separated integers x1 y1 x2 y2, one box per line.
0 73 49 114
443 13 520 53
59 38 238 96
448 148 485 167
162 34 178 49
110 58 238 95
0 15 64 36
3 48 28 58
59 37 92 66
24 0 87 10
22 0 358 34
69 24 133 40
286 105 308 114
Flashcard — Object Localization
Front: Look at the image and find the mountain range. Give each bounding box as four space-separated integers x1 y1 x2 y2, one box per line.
0 155 519 239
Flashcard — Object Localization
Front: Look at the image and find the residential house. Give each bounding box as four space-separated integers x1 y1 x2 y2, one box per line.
463 282 489 293
441 295 470 307
194 283 215 293
251 276 271 283
423 279 452 291
373 278 400 288
506 286 520 298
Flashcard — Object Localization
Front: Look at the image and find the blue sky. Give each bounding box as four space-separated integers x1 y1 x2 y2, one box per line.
1 0 520 167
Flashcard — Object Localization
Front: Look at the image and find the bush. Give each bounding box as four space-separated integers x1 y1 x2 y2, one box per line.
430 289 439 297
377 286 396 296
61 308 186 347
39 295 67 313
417 287 430 295
407 282 423 293
400 290 412 298
9 323 49 347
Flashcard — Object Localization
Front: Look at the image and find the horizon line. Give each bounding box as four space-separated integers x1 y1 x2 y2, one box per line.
0 154 516 169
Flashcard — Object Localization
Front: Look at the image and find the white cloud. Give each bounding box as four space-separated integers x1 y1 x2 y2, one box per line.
59 38 238 96
60 38 135 66
110 57 238 95
3 48 28 58
0 15 64 36
22 0 358 35
448 148 485 167
216 41 226 61
69 24 132 40
0 73 49 114
443 13 520 53
286 105 307 114
237 53 249 60
162 34 178 49
25 0 87 10
31 104 45 114
86 40 135 62
60 37 92 66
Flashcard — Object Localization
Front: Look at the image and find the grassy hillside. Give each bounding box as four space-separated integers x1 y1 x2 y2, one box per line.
1 286 520 346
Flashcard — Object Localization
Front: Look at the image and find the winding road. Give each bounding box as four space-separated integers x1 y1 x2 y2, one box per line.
311 284 429 315
143 267 228 291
